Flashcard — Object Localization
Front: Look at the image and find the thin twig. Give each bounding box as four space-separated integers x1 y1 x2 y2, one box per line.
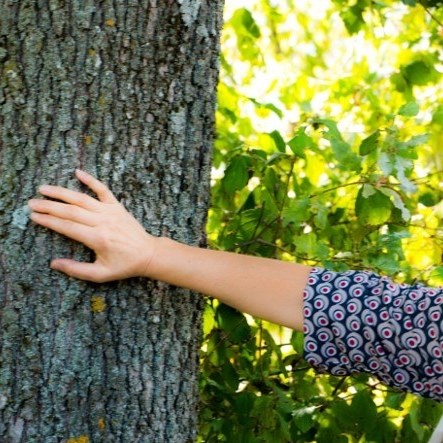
309 181 366 198
423 5 443 28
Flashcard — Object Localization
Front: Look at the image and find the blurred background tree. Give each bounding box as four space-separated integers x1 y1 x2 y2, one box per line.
200 0 443 441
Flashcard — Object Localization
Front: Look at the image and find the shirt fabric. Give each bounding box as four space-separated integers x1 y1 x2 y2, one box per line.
303 267 443 402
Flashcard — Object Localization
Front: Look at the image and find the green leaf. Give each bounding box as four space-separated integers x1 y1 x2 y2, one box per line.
330 139 361 172
391 72 410 93
282 198 310 226
249 98 283 118
398 101 419 117
432 105 443 125
384 392 406 410
362 183 376 198
405 402 425 441
222 155 250 194
234 392 256 417
268 130 286 153
359 130 380 155
261 328 286 374
229 8 262 64
315 118 341 139
331 399 353 428
403 134 428 148
276 413 292 442
379 187 411 221
235 208 266 243
419 191 438 207
350 391 377 432
218 83 239 112
314 203 329 229
418 397 443 425
356 187 392 225
203 303 216 336
206 329 227 366
288 127 315 159
395 156 417 193
231 8 261 39
317 119 361 171
402 60 439 86
340 4 365 34
292 406 316 433
294 232 329 258
290 331 304 354
430 266 443 284
216 304 251 344
378 152 393 175
423 0 443 6
221 359 240 391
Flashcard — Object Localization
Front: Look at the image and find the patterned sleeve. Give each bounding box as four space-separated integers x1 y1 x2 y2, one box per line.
303 267 443 402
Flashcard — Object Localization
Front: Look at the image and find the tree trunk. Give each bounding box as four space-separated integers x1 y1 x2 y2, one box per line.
0 1 223 441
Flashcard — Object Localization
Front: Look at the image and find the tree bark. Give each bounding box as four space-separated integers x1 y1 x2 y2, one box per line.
0 1 223 441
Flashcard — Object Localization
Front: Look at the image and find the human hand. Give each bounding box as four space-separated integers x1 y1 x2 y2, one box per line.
28 169 158 283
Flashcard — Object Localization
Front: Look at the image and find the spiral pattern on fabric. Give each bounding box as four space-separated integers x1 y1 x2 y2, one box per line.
303 267 443 402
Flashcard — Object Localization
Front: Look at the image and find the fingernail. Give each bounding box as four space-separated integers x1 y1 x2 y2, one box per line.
50 260 61 270
76 169 88 177
38 185 50 193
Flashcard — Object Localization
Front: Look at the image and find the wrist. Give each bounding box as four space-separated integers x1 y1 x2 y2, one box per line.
141 236 177 280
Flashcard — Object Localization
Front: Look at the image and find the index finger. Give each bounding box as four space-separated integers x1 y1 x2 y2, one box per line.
30 212 95 248
75 169 118 204
38 184 100 210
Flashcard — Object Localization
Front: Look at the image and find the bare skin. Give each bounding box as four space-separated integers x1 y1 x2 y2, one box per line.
28 169 312 330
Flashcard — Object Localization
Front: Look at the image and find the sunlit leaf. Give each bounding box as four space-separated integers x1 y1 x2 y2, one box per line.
432 105 443 125
403 134 428 148
340 3 365 34
379 187 411 221
288 127 315 159
359 130 380 155
231 8 261 39
316 119 361 171
401 60 440 86
282 198 311 226
356 187 392 225
222 155 250 194
398 101 419 117
268 130 286 153
362 183 376 198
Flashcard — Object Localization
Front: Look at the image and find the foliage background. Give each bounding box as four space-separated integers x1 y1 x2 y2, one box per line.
199 0 443 441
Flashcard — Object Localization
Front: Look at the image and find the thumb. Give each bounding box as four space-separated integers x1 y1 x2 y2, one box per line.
51 259 107 283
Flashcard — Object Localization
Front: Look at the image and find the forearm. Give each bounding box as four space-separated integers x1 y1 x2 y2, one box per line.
149 237 311 331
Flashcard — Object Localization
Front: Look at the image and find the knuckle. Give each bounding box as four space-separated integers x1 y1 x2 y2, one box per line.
78 194 89 205
32 200 45 211
95 230 112 249
64 205 76 218
97 182 108 192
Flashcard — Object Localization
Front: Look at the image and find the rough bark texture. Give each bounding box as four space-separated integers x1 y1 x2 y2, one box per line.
0 1 223 441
